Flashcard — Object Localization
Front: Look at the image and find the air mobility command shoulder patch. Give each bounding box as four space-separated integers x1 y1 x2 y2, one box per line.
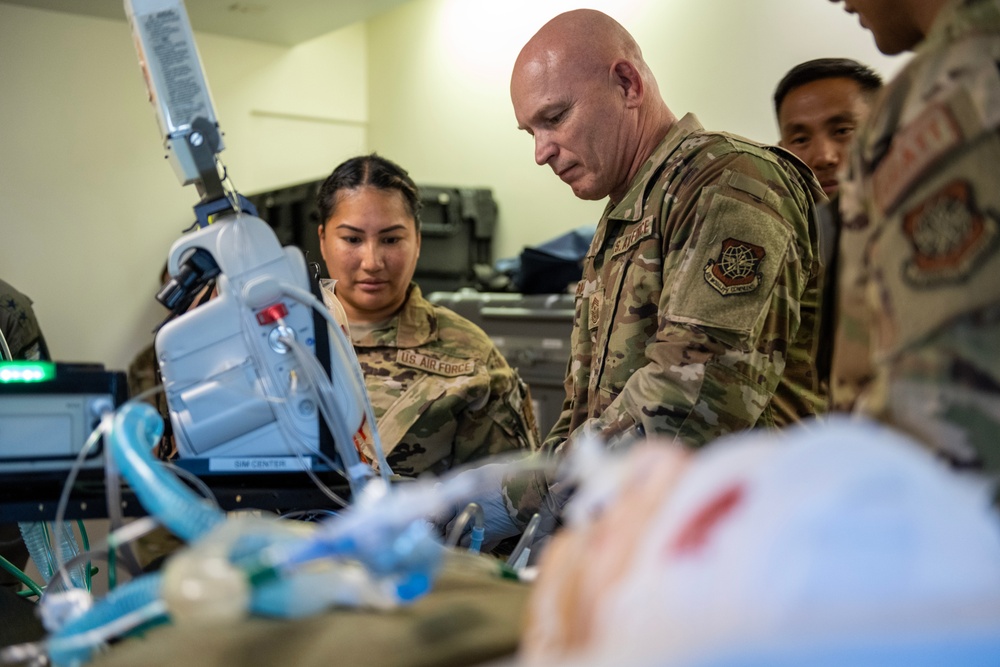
703 238 766 296
902 180 997 287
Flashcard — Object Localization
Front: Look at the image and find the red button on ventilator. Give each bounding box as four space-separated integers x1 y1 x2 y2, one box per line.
256 303 289 325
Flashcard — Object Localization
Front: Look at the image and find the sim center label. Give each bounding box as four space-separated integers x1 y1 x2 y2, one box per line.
209 456 313 472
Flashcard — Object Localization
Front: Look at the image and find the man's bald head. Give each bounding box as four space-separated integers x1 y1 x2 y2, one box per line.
514 10 648 89
510 10 674 203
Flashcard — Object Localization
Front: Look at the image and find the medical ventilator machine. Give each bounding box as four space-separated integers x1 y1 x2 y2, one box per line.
0 1 523 664
131 0 381 484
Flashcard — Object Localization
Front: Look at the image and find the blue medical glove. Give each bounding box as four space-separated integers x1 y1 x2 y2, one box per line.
429 462 523 553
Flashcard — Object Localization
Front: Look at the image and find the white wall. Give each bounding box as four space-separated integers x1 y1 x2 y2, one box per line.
0 3 368 370
367 0 908 261
1 0 906 371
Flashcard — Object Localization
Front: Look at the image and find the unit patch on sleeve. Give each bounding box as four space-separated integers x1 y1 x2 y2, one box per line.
703 238 767 296
902 180 997 287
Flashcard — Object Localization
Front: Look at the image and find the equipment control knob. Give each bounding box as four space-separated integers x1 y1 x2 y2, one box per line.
268 326 296 354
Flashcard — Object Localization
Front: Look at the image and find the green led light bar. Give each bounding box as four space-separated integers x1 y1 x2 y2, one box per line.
0 361 56 383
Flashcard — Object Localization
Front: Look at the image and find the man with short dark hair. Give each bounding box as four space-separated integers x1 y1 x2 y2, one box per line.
772 59 883 409
828 0 1000 469
774 58 882 198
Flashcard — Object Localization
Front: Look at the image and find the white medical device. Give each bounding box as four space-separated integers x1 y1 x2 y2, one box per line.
125 0 222 187
126 0 380 490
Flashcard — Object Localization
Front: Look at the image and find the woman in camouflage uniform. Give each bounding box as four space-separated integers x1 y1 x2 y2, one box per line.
317 154 539 477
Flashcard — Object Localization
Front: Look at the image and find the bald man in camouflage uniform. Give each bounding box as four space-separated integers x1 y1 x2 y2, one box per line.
435 9 827 547
537 115 826 455
336 282 539 477
830 0 1000 470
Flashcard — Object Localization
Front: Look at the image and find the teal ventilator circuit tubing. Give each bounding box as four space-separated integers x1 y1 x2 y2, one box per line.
47 402 221 666
46 400 445 666
109 403 224 542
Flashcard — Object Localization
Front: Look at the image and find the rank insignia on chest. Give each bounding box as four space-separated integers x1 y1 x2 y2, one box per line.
703 238 766 296
589 292 602 329
902 180 997 286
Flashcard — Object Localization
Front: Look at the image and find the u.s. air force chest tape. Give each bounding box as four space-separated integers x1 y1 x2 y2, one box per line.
867 140 1000 356
667 190 793 343
396 349 476 377
872 102 964 215
375 352 478 450
872 63 1000 217
610 216 656 257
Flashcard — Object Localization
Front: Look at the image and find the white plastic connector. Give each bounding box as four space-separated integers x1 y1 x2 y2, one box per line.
38 588 93 633
242 277 284 310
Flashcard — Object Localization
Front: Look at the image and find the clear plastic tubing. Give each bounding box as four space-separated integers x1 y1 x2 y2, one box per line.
19 522 86 591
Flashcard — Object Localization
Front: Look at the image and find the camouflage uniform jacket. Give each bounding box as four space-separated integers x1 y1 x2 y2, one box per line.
350 283 539 477
544 113 827 451
128 343 158 397
0 278 49 361
507 115 828 527
833 0 1000 469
